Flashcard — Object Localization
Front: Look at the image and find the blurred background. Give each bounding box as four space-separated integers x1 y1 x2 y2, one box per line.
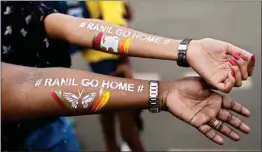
64 0 261 151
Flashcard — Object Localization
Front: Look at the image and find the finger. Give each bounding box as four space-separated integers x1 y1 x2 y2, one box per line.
232 53 249 80
198 125 224 145
221 96 251 117
222 71 235 93
215 71 234 93
247 54 256 76
226 43 252 61
213 121 241 141
218 109 250 134
228 58 242 87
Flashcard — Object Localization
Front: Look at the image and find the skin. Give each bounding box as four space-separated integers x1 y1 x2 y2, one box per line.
2 9 255 146
44 13 255 93
2 62 251 145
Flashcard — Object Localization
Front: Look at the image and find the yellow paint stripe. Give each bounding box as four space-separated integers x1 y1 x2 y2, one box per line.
95 92 111 112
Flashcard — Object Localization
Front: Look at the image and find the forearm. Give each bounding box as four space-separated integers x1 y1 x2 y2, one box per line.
45 13 180 61
2 63 161 122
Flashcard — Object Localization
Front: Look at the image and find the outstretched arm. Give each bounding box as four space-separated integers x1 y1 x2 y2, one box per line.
2 62 163 122
17 1 253 93
2 63 251 145
44 13 182 61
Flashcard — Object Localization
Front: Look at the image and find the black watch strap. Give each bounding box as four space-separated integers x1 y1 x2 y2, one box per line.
177 39 192 67
148 80 160 113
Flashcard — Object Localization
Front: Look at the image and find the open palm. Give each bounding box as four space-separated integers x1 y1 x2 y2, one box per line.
164 77 251 145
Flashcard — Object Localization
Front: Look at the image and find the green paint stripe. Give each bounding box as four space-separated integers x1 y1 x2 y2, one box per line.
55 90 63 100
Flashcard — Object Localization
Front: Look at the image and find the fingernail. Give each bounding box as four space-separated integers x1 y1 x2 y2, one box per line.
231 71 235 77
251 55 256 62
243 108 251 116
217 136 224 145
242 124 250 134
229 59 236 66
231 132 240 141
233 54 240 60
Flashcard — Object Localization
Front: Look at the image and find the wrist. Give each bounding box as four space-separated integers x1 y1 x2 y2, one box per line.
186 39 201 67
176 39 201 68
158 81 170 111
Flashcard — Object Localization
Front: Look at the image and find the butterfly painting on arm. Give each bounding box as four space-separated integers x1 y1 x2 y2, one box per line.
63 89 84 109
82 93 97 108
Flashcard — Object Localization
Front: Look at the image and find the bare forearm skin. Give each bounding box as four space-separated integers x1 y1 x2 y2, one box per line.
45 13 180 61
2 63 166 122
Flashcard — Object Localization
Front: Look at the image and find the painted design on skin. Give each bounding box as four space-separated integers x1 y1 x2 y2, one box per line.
52 90 68 108
100 35 120 53
92 32 131 54
118 38 131 54
91 88 111 112
92 32 104 50
52 89 97 109
63 89 84 109
82 92 97 108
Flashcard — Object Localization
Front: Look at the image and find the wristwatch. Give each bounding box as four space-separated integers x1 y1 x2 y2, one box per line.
177 39 192 67
148 80 160 113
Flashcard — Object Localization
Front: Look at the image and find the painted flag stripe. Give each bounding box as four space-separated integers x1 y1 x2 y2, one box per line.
91 92 105 111
52 91 66 108
95 92 110 111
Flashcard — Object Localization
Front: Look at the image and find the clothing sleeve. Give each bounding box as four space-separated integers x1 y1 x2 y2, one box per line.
24 2 58 40
2 2 71 67
1 2 57 55
3 1 58 43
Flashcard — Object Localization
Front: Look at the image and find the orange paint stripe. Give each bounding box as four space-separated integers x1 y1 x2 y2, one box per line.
118 39 123 52
93 96 106 111
95 92 110 112
119 39 126 54
91 93 104 111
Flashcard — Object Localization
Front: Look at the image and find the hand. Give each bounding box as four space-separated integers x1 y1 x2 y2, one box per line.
160 77 251 145
187 38 255 93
